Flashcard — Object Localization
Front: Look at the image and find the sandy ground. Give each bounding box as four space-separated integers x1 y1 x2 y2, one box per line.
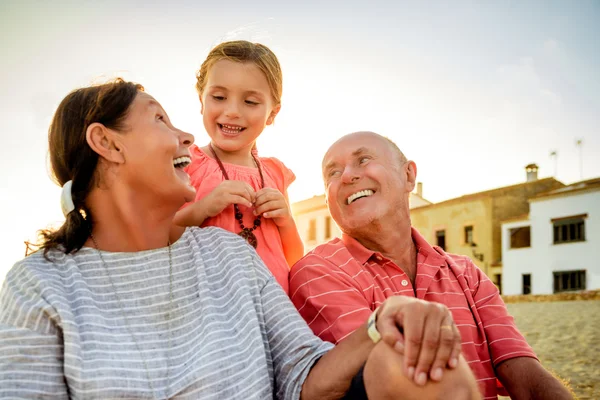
502 300 600 399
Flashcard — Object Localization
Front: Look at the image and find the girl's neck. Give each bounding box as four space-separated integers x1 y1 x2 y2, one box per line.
204 143 257 168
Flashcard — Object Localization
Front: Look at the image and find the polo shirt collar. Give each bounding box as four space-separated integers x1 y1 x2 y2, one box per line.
341 227 447 267
341 233 375 264
411 227 447 267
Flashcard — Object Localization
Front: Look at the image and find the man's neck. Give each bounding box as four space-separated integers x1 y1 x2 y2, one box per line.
351 218 418 281
84 185 181 252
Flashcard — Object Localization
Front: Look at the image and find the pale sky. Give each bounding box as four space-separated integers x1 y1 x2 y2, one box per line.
1 0 599 282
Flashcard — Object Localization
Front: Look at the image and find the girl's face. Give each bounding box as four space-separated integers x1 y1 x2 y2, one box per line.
200 59 280 157
117 92 197 205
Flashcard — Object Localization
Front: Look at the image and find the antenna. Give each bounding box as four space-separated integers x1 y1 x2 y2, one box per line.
575 139 583 180
549 150 558 177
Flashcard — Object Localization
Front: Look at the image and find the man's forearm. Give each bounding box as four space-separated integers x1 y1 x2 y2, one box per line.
301 322 374 400
497 357 573 400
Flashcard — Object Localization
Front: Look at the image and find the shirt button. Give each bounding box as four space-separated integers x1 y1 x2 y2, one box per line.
401 279 409 287
375 255 383 261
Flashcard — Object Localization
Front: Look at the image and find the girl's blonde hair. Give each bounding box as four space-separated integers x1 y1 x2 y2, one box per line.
196 40 282 105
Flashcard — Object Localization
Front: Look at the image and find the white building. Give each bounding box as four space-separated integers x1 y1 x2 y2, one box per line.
292 182 431 251
501 178 600 295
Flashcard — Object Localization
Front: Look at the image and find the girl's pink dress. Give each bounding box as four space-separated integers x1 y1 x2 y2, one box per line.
184 145 295 293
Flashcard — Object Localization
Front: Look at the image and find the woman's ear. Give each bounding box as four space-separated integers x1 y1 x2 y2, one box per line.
86 123 125 164
266 104 281 126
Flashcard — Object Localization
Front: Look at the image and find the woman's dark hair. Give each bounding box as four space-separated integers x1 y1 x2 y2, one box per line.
39 78 143 256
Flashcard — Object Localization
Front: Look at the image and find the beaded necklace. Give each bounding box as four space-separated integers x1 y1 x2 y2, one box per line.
208 144 264 248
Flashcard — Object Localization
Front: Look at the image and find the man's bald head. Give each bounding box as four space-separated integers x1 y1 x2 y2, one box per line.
322 131 408 171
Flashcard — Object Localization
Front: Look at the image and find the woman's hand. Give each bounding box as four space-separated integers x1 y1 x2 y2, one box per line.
376 296 462 386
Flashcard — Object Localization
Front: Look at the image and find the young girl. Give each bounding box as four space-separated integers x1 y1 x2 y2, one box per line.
175 41 303 293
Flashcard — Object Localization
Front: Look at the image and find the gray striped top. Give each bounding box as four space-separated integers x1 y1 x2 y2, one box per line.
0 227 333 399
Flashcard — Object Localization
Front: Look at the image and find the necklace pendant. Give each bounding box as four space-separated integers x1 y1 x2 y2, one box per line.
239 228 258 248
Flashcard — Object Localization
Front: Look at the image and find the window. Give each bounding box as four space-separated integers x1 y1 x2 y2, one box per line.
553 270 586 293
495 274 502 295
325 216 332 239
308 219 317 241
552 214 586 244
522 274 531 295
435 230 446 250
510 226 531 248
464 225 474 245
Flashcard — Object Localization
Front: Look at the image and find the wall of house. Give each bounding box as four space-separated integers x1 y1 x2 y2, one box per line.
410 197 494 276
502 189 600 295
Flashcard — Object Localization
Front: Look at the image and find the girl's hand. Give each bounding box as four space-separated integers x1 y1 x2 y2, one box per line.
174 181 255 227
253 188 294 228
203 180 256 217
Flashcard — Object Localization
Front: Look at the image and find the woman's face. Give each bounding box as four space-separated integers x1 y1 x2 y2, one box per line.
115 92 196 205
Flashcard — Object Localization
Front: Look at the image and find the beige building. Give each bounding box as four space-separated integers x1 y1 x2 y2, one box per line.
410 165 564 292
292 183 431 251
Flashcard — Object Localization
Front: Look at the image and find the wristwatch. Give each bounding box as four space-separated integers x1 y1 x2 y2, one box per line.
367 309 381 344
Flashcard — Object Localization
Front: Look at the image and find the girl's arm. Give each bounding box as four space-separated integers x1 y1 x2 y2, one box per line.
254 187 304 265
278 217 305 266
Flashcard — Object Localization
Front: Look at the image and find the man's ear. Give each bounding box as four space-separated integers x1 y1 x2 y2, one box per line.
405 160 417 192
86 123 125 164
266 104 281 126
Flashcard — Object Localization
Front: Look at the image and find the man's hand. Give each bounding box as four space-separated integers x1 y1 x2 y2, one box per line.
376 296 462 386
253 187 294 228
174 181 255 227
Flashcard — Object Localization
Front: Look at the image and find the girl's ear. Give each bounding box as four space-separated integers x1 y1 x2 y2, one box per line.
86 123 125 164
266 104 281 126
199 96 204 115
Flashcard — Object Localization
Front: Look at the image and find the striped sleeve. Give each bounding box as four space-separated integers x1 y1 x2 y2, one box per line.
289 254 372 344
252 252 333 400
0 263 69 399
467 260 538 366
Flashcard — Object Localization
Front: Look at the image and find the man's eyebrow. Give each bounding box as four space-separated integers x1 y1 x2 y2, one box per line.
352 147 370 157
323 147 371 172
323 160 338 172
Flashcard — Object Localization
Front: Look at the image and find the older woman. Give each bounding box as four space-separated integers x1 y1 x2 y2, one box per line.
0 80 479 399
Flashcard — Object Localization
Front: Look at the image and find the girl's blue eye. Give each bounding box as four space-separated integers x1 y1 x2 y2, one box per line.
245 100 259 105
212 96 225 101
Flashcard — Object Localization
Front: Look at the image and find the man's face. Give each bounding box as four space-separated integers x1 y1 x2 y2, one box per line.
322 132 415 234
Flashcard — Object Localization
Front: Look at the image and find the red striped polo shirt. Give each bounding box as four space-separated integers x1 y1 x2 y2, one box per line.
289 228 537 399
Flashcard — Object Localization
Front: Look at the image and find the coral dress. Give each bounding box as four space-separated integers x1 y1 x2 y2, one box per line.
185 145 295 293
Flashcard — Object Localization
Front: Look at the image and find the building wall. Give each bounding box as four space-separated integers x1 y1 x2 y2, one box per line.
411 178 563 285
490 179 564 266
411 197 494 276
295 207 342 251
502 189 600 295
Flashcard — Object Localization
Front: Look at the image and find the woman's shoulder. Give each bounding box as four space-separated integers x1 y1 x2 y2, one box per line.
2 249 68 295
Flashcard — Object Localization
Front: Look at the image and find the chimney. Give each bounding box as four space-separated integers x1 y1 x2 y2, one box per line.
525 163 538 182
416 182 423 197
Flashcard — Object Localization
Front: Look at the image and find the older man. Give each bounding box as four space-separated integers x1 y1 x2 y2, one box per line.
290 131 571 400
